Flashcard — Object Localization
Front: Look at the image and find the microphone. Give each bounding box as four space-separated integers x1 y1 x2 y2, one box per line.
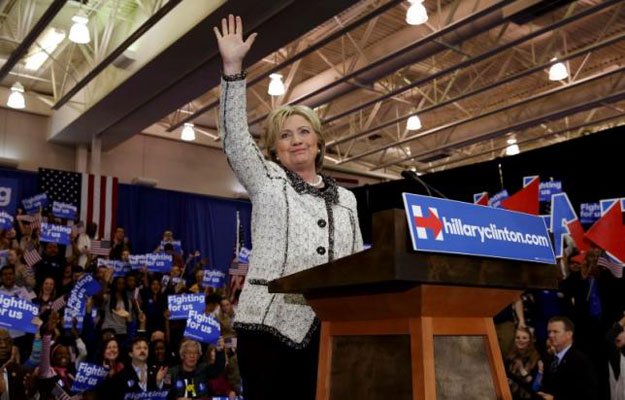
400 170 448 199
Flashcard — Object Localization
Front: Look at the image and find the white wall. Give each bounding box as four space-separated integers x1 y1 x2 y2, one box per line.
0 108 75 171
0 109 382 198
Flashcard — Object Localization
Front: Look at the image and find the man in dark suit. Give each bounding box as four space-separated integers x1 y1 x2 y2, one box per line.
111 337 167 398
538 316 597 400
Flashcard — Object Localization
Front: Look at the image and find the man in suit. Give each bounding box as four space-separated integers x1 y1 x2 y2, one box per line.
111 337 167 398
538 316 597 400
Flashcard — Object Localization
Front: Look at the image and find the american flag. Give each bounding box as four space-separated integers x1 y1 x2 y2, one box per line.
16 213 42 229
50 295 66 312
24 246 42 267
91 239 112 257
598 252 624 278
39 168 118 240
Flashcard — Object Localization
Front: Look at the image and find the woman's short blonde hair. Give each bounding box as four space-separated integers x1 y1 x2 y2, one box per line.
263 105 326 171
179 339 202 359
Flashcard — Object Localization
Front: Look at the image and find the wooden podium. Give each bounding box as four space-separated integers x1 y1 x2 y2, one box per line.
269 209 557 400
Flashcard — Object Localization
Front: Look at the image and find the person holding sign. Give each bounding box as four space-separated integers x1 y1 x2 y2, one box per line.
214 15 363 399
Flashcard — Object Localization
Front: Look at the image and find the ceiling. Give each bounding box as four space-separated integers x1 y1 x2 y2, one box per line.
2 0 625 181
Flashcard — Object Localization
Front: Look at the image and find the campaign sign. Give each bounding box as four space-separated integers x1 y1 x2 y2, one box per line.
98 259 131 278
160 240 182 253
22 193 48 214
75 274 101 297
64 289 87 330
129 254 147 270
0 178 18 215
167 293 205 320
238 247 251 263
580 203 601 225
203 270 225 288
488 190 509 208
146 253 173 273
72 362 108 393
0 211 14 230
539 180 562 203
52 201 77 220
0 293 39 333
403 193 555 264
123 391 168 400
39 223 71 245
183 309 221 344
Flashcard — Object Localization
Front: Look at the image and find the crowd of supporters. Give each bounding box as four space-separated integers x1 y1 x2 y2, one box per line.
498 246 625 400
0 208 242 399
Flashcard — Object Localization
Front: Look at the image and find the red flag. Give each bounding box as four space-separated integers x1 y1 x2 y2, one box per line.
473 192 489 206
501 176 540 215
585 200 625 263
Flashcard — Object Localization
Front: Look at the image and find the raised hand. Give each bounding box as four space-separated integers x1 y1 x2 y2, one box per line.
213 14 258 75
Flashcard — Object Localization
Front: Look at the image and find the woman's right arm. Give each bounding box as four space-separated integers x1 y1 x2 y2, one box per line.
215 15 270 195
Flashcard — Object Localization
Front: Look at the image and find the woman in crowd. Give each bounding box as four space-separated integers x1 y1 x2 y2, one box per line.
505 326 541 399
214 14 363 399
7 248 35 291
33 277 56 311
101 276 134 343
141 277 167 336
100 337 124 377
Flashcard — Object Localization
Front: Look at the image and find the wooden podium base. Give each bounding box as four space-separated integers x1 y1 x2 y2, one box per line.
309 285 520 400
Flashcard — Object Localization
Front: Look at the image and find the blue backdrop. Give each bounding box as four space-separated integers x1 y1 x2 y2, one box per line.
0 168 252 273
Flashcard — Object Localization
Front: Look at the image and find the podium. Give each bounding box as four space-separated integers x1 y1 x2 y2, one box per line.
269 209 557 400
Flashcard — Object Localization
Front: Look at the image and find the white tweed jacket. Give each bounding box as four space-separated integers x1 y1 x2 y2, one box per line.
220 78 363 348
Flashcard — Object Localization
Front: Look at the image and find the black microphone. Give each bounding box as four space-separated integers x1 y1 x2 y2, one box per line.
400 170 448 199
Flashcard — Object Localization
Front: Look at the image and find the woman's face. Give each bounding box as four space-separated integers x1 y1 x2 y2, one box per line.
53 345 70 367
150 279 161 294
154 341 166 361
182 347 200 369
195 270 204 283
7 250 17 264
63 265 72 278
104 340 119 361
515 330 531 350
274 114 319 173
115 278 126 292
171 266 181 278
42 278 55 295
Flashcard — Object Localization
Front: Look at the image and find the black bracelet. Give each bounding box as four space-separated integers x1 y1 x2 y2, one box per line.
222 71 247 81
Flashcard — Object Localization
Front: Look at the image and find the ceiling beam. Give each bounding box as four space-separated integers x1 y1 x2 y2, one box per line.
0 0 67 82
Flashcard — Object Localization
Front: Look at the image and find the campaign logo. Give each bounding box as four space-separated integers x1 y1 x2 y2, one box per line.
403 193 555 264
411 205 443 241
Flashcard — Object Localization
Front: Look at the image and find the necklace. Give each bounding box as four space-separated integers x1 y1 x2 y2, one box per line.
310 175 324 188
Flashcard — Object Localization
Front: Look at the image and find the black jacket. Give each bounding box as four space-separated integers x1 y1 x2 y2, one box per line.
541 346 597 400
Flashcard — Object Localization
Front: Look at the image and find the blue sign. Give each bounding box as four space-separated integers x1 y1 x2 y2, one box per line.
123 391 168 400
203 270 225 288
0 294 39 334
52 201 77 220
403 193 555 264
167 293 205 320
146 253 172 273
0 211 14 230
539 180 562 202
39 223 71 245
160 240 182 253
488 190 509 208
63 274 101 330
580 202 601 225
72 362 108 393
129 254 146 270
98 259 131 278
183 309 221 344
0 178 18 215
76 274 102 297
600 198 625 215
22 193 48 214
238 247 251 263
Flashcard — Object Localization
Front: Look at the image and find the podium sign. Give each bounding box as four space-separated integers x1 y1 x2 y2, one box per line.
403 193 555 264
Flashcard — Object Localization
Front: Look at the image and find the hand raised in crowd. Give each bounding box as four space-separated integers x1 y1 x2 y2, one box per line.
213 14 258 75
156 365 167 386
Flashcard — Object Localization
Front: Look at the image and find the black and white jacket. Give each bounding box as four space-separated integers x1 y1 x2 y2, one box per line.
220 78 363 348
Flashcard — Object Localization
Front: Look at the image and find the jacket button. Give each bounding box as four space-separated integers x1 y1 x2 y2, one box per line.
317 219 327 228
316 246 326 255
